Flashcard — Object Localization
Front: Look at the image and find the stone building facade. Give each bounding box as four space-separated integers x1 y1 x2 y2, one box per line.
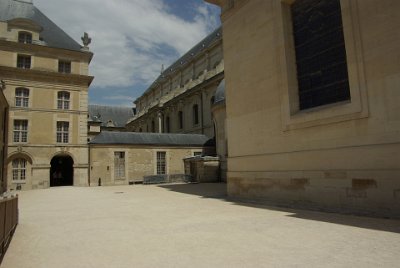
0 0 93 190
127 27 224 140
207 0 400 217
0 82 9 194
89 131 209 186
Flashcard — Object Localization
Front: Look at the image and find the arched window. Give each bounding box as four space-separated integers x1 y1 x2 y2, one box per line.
192 104 199 125
57 91 70 110
12 158 27 181
178 111 183 129
15 88 29 107
165 116 170 133
18 32 32 44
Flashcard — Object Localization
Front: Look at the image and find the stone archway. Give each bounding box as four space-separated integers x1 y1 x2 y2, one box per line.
50 155 74 187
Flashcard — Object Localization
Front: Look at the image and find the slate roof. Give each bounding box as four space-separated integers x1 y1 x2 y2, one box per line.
88 105 135 128
0 0 82 51
90 131 211 147
140 26 222 98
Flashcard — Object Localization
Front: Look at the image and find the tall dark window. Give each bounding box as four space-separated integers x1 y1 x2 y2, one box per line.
192 104 199 125
151 120 155 133
291 0 350 110
17 55 31 69
165 116 170 133
156 152 166 175
18 32 32 44
178 111 183 129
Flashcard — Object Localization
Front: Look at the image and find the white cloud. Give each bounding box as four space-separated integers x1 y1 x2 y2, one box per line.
33 0 220 89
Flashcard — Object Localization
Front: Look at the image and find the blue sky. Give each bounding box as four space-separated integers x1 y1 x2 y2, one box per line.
33 0 221 107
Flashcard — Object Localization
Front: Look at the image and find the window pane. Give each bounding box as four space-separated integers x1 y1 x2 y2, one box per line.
291 0 350 110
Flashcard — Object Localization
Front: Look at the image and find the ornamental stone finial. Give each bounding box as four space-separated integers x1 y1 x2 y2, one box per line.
81 32 92 50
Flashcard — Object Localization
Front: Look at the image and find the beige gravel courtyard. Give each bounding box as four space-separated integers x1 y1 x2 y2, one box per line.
2 183 400 268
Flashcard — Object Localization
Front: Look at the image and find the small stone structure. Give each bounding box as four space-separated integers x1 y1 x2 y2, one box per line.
184 156 220 183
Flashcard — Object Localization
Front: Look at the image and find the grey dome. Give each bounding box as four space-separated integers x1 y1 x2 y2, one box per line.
213 79 225 104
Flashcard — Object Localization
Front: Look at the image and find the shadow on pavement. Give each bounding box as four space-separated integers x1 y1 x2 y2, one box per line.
158 182 400 234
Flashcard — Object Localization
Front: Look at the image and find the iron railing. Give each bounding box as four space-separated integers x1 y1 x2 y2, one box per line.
0 196 18 264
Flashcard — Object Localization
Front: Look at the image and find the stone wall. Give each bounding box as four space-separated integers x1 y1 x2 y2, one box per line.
209 0 400 217
89 145 204 186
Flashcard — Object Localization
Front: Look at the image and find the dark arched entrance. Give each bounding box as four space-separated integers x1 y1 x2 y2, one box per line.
50 155 74 187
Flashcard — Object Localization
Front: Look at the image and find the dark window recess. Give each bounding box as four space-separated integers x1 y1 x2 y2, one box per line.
291 0 350 110
193 104 199 125
165 116 170 133
17 55 31 69
58 61 71 73
178 111 183 129
18 32 32 44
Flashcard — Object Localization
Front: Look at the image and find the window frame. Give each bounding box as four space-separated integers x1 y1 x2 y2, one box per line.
58 60 71 74
17 54 31 69
57 91 70 110
18 32 32 44
13 120 28 143
15 88 29 108
156 151 166 175
56 121 69 144
277 0 369 131
114 151 126 180
12 158 27 181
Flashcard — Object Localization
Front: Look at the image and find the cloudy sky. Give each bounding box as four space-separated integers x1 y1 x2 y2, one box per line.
33 0 221 107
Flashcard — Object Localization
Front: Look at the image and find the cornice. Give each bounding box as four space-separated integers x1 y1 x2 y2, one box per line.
0 39 93 62
0 66 94 87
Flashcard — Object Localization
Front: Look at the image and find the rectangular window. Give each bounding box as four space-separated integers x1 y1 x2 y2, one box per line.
156 152 166 175
13 120 28 143
114 152 125 179
18 32 32 44
15 88 29 107
57 91 70 110
193 104 199 125
12 159 26 181
17 55 31 69
291 0 350 110
58 61 71 73
56 121 69 143
178 111 183 129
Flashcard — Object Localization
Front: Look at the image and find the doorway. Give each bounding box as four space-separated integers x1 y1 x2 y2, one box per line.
50 155 74 187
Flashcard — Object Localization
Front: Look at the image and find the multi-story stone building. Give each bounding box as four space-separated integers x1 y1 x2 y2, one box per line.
126 27 224 140
0 0 93 190
207 0 400 217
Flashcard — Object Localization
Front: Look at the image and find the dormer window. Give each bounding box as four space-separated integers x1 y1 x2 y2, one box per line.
18 32 32 44
58 60 71 73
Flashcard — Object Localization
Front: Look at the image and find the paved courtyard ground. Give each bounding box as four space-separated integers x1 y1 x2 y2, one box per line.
2 183 400 268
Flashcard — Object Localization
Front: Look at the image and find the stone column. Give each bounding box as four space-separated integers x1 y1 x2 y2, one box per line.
157 111 163 133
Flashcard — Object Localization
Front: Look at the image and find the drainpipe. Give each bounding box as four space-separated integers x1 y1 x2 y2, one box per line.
200 91 204 135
